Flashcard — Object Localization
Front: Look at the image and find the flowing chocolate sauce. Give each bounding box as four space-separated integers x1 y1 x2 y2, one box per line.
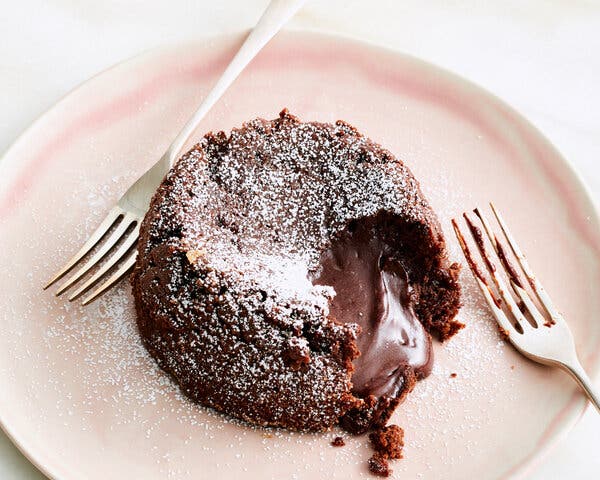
313 222 433 399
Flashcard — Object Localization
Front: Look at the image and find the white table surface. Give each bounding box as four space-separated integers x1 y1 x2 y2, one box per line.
1 1 598 478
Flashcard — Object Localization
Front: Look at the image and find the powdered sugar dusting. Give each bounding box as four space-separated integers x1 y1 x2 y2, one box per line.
0 111 530 480
0 29 594 480
0 162 519 480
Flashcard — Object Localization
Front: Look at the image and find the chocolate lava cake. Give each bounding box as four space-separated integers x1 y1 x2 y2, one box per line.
131 110 462 471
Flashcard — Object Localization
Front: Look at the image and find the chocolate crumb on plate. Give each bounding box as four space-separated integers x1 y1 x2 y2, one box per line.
331 436 345 447
369 425 404 460
368 454 391 477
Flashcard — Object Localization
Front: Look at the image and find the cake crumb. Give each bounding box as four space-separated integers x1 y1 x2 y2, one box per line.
510 365 515 370
331 436 345 447
450 372 457 378
358 423 404 476
498 326 510 341
368 454 391 477
369 425 404 460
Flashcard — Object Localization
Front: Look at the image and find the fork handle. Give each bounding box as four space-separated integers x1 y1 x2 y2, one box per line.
165 0 307 165
564 360 600 414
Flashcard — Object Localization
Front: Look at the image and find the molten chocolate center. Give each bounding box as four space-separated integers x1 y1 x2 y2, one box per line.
313 223 433 398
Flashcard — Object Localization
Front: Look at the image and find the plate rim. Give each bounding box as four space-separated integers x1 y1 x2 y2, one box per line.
0 28 598 480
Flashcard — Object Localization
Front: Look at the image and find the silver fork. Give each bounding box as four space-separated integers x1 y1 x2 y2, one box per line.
452 203 600 413
43 0 307 305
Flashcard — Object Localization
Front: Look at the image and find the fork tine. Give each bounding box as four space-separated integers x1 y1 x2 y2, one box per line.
81 251 137 306
509 279 545 328
452 219 515 336
490 202 563 326
55 213 136 295
68 224 140 301
462 213 531 333
43 207 122 289
473 208 526 289
473 208 539 329
476 275 516 336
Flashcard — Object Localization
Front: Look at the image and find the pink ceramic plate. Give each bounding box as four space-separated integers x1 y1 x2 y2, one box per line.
0 31 599 480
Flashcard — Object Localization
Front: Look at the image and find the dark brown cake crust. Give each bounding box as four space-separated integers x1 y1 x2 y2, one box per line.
131 110 462 434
